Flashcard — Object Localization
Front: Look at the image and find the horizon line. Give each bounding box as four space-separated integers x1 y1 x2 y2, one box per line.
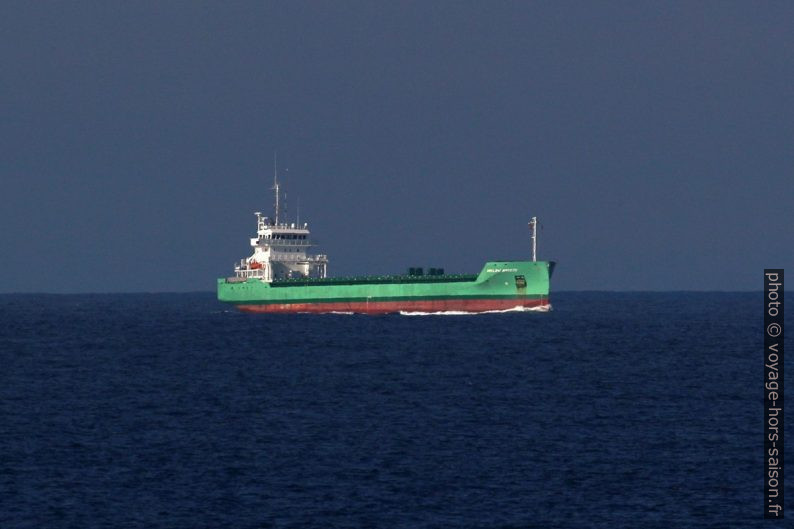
0 289 777 296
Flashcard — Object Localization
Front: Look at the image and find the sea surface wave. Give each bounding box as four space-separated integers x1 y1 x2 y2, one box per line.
0 292 788 528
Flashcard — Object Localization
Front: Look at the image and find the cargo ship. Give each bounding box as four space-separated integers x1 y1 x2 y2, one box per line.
217 173 555 314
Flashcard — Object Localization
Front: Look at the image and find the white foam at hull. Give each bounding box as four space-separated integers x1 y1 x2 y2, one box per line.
399 305 552 316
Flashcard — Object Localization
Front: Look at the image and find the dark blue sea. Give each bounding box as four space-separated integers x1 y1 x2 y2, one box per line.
0 292 789 528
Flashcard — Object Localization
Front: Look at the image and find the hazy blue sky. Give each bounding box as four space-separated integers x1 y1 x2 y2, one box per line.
1 1 791 292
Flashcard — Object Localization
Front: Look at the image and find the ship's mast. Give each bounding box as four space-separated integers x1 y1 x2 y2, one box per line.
272 152 280 225
529 217 538 262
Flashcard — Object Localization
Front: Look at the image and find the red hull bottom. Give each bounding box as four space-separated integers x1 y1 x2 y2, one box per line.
236 297 549 315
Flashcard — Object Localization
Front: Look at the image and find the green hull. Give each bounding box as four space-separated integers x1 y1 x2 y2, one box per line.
217 261 555 314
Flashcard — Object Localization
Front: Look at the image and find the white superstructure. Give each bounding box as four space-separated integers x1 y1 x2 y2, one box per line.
233 166 328 282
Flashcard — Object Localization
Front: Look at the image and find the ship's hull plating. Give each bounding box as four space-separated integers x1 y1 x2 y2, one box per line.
218 261 554 315
236 296 549 314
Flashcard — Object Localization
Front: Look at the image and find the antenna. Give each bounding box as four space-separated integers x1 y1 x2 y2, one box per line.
529 217 538 262
272 152 280 225
296 196 300 225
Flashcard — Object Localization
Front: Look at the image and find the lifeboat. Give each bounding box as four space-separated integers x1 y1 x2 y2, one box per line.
249 261 263 270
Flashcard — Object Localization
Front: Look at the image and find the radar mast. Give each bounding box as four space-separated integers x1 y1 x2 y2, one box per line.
272 152 280 225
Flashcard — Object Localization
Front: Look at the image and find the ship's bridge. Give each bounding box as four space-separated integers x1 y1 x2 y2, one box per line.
233 211 328 282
